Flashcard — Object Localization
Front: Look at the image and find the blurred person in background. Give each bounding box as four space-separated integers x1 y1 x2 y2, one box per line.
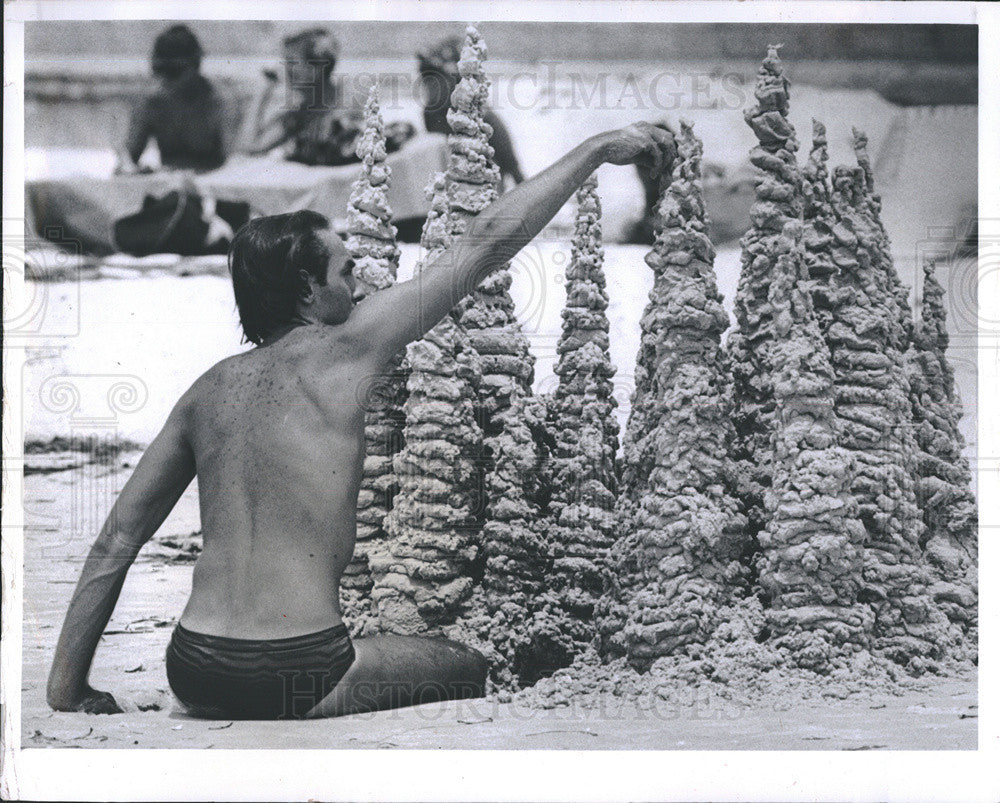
118 24 227 174
240 28 413 166
417 35 525 187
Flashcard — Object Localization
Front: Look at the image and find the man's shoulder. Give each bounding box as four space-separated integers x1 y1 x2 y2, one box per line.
179 351 255 407
185 336 333 391
265 325 375 396
276 322 361 355
190 327 363 385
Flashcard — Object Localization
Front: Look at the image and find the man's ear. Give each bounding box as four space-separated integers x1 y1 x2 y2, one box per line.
299 269 315 303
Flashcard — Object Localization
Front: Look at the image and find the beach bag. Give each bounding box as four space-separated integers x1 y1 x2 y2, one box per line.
113 190 250 256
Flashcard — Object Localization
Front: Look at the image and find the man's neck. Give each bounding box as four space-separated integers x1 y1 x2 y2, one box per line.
260 316 314 347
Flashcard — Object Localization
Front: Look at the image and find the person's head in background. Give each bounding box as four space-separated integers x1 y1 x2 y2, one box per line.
151 24 204 85
415 32 525 188
416 35 463 135
282 28 341 109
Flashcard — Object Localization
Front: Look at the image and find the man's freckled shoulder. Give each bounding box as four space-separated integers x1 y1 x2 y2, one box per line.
295 324 369 368
180 327 362 414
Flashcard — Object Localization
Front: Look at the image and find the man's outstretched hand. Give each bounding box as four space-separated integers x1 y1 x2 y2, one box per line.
49 684 124 715
599 121 677 178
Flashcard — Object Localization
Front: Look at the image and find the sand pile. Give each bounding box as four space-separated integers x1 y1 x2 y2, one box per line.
400 27 561 680
447 25 535 424
451 176 621 687
343 34 976 696
366 28 546 640
800 119 838 335
346 86 403 297
513 603 967 711
456 392 551 687
533 175 621 670
906 258 978 647
732 51 871 669
822 144 949 669
516 46 976 693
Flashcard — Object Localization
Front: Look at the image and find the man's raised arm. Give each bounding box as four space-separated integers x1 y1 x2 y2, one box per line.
343 122 676 367
47 404 196 714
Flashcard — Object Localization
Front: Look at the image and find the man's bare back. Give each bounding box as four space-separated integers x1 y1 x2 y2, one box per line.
178 329 367 639
47 122 676 718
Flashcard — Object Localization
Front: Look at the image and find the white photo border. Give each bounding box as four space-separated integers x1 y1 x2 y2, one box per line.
3 1 996 800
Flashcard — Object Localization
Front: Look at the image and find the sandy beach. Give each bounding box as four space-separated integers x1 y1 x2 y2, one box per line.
19 455 976 751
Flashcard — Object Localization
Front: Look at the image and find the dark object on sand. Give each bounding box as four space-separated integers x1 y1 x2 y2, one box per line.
113 191 250 256
285 114 415 168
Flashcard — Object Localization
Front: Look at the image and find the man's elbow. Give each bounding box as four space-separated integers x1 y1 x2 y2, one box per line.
92 521 148 566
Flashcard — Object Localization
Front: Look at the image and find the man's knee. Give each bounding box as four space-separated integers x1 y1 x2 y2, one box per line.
467 646 489 685
448 640 489 693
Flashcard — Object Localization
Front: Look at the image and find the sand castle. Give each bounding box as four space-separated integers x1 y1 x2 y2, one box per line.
346 85 402 296
824 142 948 668
600 123 744 668
371 175 485 634
465 391 551 687
454 175 621 688
345 32 977 689
906 258 978 643
537 174 620 669
342 85 406 634
735 52 870 668
447 26 535 426
800 119 838 336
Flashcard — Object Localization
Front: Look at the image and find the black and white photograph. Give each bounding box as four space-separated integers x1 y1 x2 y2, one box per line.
2 1 997 800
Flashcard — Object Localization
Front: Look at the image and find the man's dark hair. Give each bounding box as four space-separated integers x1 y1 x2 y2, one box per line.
228 211 332 345
152 24 204 80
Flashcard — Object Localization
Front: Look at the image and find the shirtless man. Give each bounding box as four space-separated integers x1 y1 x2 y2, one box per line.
47 122 675 720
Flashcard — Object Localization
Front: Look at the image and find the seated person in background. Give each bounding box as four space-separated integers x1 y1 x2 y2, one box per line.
418 35 525 187
119 24 227 174
240 28 413 166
